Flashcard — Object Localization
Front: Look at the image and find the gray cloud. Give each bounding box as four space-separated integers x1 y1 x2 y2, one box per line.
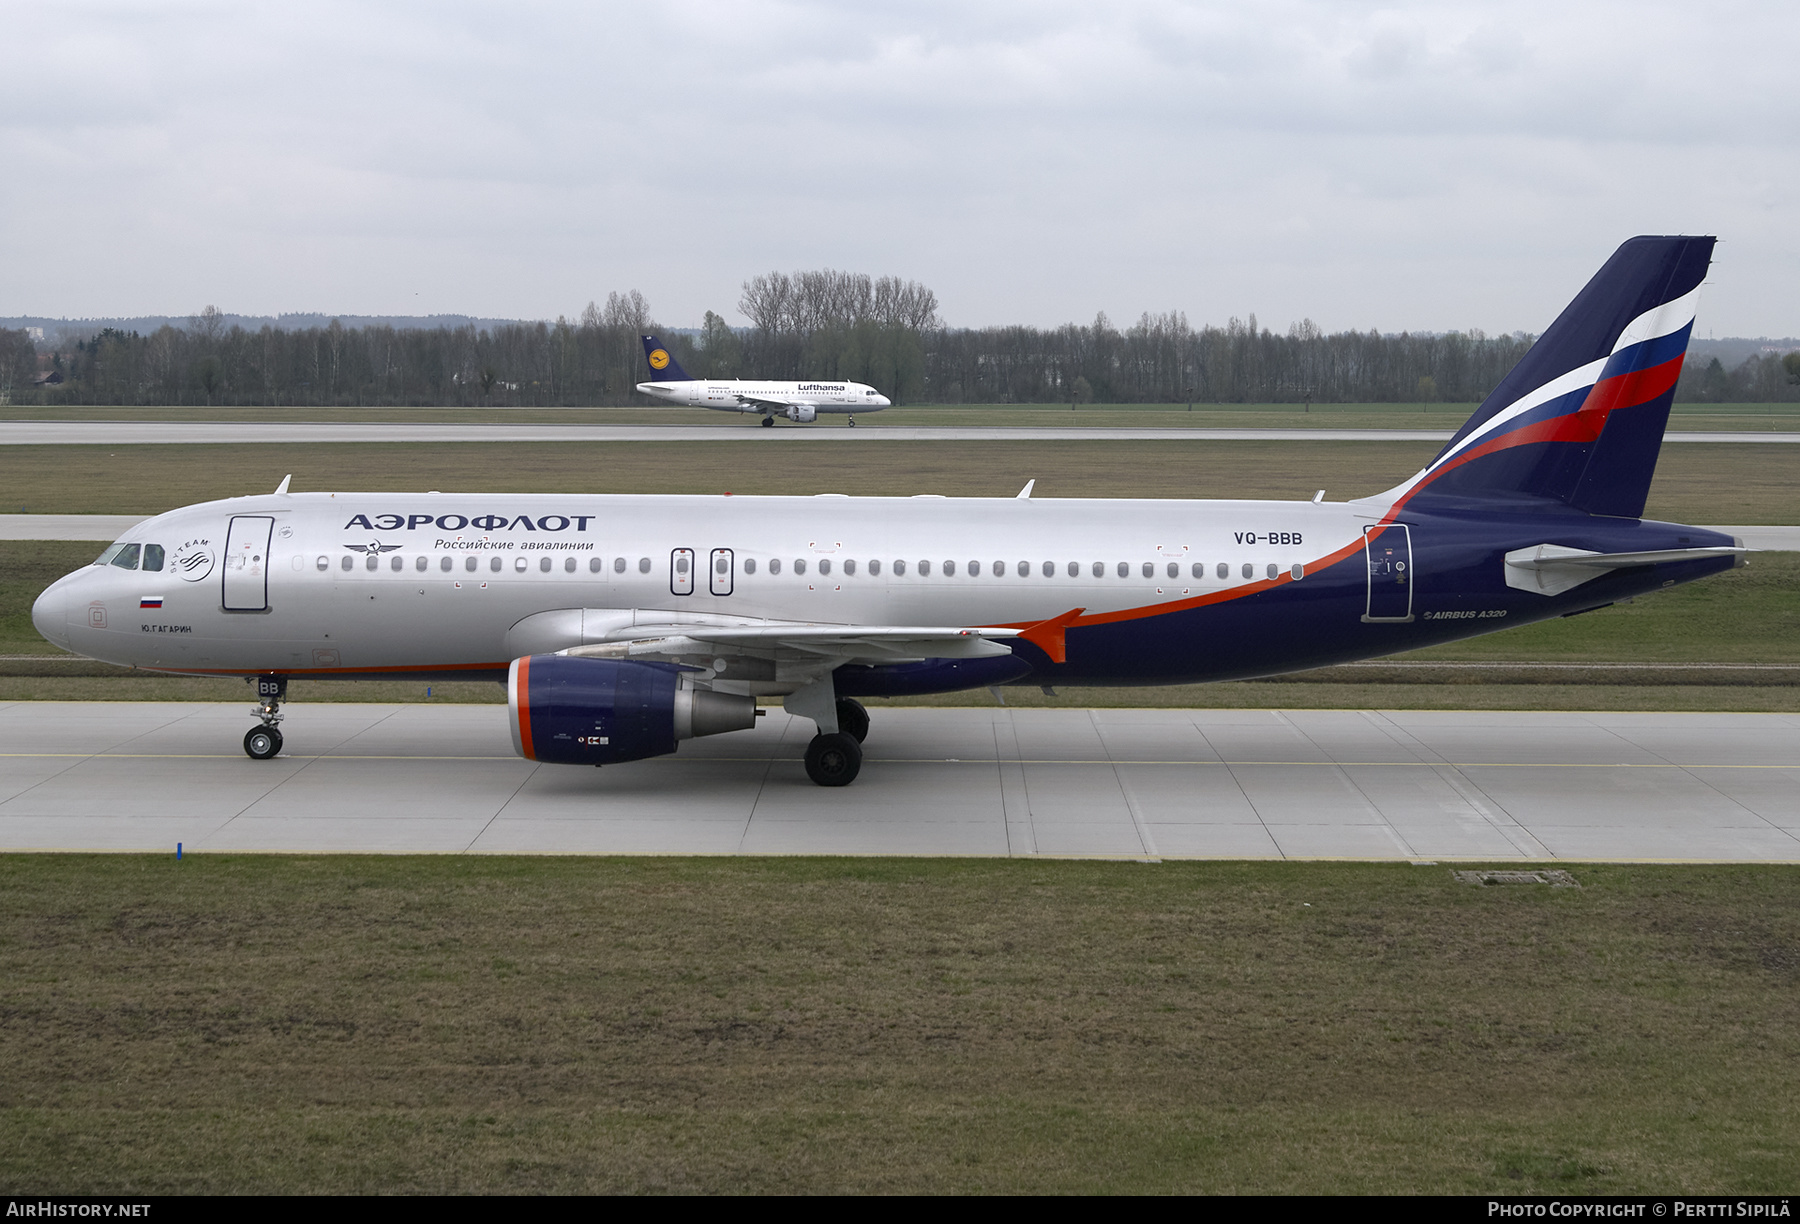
2 0 1794 336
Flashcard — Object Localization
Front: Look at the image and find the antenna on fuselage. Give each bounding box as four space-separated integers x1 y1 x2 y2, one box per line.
1016 480 1035 499
274 474 292 495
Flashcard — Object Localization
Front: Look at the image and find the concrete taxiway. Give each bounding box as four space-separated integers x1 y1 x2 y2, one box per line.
4 703 1797 861
6 421 1800 445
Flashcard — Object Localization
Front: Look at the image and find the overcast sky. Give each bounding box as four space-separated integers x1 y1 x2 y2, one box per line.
4 1 1795 336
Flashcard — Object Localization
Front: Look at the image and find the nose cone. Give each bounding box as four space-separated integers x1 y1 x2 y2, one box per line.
32 574 72 649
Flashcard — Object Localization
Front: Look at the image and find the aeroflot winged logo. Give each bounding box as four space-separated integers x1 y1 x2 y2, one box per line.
648 348 670 370
344 541 402 556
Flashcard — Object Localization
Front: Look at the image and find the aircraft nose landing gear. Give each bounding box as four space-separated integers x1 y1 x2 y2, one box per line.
244 673 287 760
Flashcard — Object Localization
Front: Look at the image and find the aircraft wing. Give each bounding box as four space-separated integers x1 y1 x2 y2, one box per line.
505 607 1020 666
572 623 1018 664
735 393 809 410
1504 543 1748 596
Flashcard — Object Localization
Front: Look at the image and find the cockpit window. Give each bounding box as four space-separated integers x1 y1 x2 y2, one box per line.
108 543 142 570
94 543 127 566
142 544 165 572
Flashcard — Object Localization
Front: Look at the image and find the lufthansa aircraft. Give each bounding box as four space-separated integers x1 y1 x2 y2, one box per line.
34 237 1742 787
634 334 890 425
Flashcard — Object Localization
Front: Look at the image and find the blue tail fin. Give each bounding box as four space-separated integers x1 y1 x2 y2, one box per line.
1388 236 1713 519
640 335 693 382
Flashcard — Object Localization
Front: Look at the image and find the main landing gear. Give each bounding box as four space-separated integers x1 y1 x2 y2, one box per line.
244 673 287 760
803 698 870 787
761 414 776 427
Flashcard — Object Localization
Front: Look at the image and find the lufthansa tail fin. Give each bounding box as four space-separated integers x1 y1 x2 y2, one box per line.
1384 236 1713 519
640 335 693 382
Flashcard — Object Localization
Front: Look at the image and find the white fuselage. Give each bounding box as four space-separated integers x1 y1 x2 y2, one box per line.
634 378 890 417
33 491 1359 688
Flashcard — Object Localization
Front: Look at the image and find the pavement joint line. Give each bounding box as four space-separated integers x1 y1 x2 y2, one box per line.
1089 708 1160 859
738 712 797 851
9 656 1800 670
465 760 541 854
1597 714 1800 849
2 753 1798 768
3 847 1795 863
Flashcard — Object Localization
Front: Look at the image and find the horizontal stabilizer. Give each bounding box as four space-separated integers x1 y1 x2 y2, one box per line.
1504 543 1747 596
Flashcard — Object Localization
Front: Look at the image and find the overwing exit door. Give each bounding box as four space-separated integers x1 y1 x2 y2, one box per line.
670 548 695 596
223 515 275 611
709 548 734 596
1362 524 1414 622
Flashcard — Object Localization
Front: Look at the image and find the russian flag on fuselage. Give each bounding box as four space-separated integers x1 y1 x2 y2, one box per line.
1384 236 1713 520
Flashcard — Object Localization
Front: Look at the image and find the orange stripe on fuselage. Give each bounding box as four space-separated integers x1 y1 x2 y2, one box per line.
992 530 1374 636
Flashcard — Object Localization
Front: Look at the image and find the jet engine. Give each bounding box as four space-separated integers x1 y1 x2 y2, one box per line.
508 655 759 765
784 404 817 423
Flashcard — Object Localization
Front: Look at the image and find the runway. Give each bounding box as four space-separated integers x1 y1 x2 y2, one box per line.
5 421 1800 445
4 702 1797 861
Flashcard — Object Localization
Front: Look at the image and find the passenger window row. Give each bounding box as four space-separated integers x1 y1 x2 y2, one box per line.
313 554 652 574
742 557 1303 581
288 550 1302 583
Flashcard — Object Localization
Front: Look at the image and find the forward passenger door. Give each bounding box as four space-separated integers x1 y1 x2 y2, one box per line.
223 515 275 612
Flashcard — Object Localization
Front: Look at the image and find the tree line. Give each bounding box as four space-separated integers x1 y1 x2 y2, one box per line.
3 279 1795 407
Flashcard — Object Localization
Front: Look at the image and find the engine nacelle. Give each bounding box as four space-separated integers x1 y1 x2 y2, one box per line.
784 403 817 423
508 654 758 765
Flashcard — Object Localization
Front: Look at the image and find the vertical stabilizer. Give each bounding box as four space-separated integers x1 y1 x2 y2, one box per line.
640 334 693 382
1381 236 1713 519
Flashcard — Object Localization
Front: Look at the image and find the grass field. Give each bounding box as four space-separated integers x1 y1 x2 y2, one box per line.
5 437 1799 524
1 855 1794 1194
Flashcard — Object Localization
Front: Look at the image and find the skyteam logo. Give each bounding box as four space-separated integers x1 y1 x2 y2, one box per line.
648 348 670 371
170 538 215 582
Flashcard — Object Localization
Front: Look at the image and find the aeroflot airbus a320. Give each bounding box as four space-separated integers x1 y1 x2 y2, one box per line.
34 237 1743 786
634 334 890 425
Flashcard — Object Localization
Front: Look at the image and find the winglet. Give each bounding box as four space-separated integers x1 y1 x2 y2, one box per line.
1017 607 1084 664
274 474 292 495
1016 480 1035 499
